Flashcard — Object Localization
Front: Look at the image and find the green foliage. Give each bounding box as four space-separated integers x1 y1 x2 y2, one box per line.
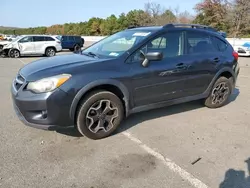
0 7 175 36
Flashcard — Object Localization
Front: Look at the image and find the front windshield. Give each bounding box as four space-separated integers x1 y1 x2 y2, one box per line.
82 30 152 58
11 36 22 43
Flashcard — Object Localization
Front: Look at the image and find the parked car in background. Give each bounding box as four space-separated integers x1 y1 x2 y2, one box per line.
5 35 17 41
11 24 240 140
0 35 4 40
1 35 62 58
233 42 250 57
0 40 12 49
57 35 84 51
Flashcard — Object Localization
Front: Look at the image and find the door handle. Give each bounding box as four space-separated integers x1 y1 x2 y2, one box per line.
176 63 187 69
213 57 220 63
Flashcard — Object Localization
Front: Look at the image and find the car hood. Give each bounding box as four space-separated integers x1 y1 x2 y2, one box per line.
19 54 102 81
0 41 11 45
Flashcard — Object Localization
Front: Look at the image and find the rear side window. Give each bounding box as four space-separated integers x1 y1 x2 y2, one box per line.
212 37 228 52
33 36 45 42
186 31 216 54
45 37 55 41
68 36 74 41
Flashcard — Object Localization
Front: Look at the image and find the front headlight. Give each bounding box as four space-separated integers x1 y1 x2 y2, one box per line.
26 74 71 93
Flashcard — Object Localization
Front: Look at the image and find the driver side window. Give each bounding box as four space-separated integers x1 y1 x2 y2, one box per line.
19 36 33 43
126 31 183 63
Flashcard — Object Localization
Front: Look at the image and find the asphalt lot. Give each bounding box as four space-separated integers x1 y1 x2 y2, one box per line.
0 51 250 188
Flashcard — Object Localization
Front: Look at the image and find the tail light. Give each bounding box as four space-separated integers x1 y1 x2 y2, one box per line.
233 51 238 61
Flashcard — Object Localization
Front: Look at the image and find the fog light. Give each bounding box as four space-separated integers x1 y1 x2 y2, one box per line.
42 111 47 119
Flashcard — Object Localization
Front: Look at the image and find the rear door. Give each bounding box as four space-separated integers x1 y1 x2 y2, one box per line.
68 36 75 48
180 30 220 96
18 36 35 55
33 36 45 54
61 36 68 49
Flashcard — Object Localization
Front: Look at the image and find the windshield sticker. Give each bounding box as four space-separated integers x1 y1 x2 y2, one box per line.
132 32 151 37
109 52 119 56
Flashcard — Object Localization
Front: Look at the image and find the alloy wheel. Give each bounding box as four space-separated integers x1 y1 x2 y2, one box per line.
9 50 20 58
86 100 119 134
47 49 55 56
211 82 230 105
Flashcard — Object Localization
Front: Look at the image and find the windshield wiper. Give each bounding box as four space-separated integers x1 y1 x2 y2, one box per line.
82 51 99 58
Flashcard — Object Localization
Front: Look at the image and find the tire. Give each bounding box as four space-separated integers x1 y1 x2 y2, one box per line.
204 76 233 108
76 90 124 140
45 47 56 57
74 44 80 52
8 49 20 58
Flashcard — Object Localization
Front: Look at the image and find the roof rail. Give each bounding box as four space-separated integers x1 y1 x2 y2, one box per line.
163 23 217 32
127 26 137 29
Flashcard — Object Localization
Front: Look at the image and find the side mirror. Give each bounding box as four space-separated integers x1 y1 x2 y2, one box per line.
141 51 163 67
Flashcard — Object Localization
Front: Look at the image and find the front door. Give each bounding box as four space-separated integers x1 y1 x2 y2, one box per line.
128 31 190 107
18 36 35 55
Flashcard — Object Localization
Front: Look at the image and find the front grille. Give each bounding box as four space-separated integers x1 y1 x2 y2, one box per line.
14 74 25 91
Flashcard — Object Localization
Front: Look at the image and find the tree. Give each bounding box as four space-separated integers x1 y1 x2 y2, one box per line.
177 11 194 24
228 0 250 37
154 9 177 25
126 10 152 27
193 0 230 32
145 2 164 18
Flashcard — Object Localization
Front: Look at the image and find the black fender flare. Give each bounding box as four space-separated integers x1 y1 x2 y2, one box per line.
69 79 130 122
204 67 236 95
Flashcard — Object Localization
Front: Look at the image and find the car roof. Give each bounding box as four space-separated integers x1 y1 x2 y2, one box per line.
126 24 226 39
21 34 55 37
127 26 163 31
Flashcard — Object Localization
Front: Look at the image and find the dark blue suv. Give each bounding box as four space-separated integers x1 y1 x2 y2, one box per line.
11 24 240 139
57 35 84 51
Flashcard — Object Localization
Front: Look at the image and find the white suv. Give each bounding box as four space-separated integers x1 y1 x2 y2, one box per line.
1 35 62 58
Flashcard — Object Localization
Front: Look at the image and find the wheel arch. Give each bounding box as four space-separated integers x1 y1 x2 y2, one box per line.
45 46 56 54
8 48 20 57
70 79 130 124
205 67 236 95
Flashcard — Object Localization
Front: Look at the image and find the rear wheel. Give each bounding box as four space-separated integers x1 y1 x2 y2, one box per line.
204 76 233 108
8 49 20 58
74 44 81 52
76 91 124 140
45 47 56 57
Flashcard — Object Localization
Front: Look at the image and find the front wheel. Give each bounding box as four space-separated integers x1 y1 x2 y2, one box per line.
45 47 56 57
76 91 124 140
204 76 233 108
8 49 20 58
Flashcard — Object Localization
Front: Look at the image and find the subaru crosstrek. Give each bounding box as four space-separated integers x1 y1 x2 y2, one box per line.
11 24 240 140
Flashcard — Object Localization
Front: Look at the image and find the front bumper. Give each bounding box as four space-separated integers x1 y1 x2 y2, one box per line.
11 77 74 130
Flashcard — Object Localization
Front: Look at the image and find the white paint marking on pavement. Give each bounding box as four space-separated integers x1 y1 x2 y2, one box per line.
122 131 209 188
17 58 26 65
